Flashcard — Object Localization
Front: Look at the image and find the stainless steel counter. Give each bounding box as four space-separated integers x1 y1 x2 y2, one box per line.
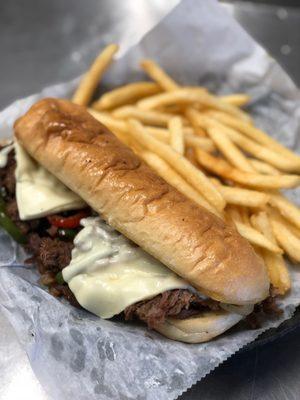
0 1 300 399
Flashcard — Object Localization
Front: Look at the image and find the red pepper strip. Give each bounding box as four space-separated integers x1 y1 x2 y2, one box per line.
47 210 90 229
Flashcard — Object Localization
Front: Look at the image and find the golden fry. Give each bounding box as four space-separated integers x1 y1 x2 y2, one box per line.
262 251 290 294
270 212 300 262
222 125 300 173
194 113 300 172
139 151 219 216
216 185 269 207
219 94 251 107
250 212 274 241
206 110 300 167
128 119 225 211
226 206 243 223
112 106 175 127
185 147 199 167
206 125 255 172
138 88 251 122
88 109 128 131
195 148 300 189
240 207 251 225
92 82 161 110
89 110 214 152
141 59 179 91
234 221 283 254
168 117 184 155
249 159 281 175
72 44 119 106
270 194 300 230
184 136 215 152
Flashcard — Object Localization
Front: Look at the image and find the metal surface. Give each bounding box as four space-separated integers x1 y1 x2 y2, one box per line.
231 1 300 86
1 1 300 399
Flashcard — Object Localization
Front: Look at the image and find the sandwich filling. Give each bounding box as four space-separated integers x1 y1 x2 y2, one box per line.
0 142 278 328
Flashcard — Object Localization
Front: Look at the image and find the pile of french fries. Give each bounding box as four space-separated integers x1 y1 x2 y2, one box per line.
71 43 300 296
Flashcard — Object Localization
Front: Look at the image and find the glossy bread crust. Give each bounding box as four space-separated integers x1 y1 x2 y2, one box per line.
14 98 270 305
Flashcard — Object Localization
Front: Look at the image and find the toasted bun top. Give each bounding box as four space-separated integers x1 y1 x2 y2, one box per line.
14 98 270 304
155 310 246 343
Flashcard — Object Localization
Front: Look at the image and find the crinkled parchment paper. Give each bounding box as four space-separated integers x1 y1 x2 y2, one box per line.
1 1 300 399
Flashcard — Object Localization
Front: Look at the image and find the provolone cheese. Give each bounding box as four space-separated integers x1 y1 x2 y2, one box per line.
63 217 188 319
15 141 86 220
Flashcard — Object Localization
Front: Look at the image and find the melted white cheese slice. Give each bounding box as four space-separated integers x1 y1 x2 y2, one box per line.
15 141 86 220
63 217 188 319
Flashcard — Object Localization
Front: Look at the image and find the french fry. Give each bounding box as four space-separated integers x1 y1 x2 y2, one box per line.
184 136 215 152
147 125 195 136
213 182 269 208
147 128 216 151
168 117 184 155
238 207 250 226
222 125 300 173
185 110 207 137
249 159 281 175
137 88 205 109
194 126 207 137
270 212 300 262
262 251 291 294
139 151 220 216
88 109 128 132
286 222 300 239
143 127 169 143
219 94 251 107
269 194 300 230
158 104 186 114
206 125 255 172
92 82 161 110
185 147 199 167
206 110 300 167
89 110 215 152
72 44 119 106
193 113 300 172
128 119 225 211
226 206 242 223
250 212 273 239
234 221 283 254
251 211 291 295
141 59 179 91
140 60 251 125
195 148 300 190
111 106 176 127
138 88 251 122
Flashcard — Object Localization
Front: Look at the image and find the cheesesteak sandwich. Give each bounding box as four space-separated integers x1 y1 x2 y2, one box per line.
0 98 271 343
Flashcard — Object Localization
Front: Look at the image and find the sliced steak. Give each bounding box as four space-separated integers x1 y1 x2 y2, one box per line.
36 237 73 274
124 289 220 328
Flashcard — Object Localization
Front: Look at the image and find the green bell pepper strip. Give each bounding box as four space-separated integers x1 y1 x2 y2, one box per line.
0 193 27 244
56 271 65 285
0 211 27 244
57 228 77 240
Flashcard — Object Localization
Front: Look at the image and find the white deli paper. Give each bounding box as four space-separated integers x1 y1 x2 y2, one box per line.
1 0 300 399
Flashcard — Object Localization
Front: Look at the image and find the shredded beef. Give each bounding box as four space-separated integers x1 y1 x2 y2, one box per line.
0 150 16 198
124 289 221 328
36 238 73 274
245 287 282 329
47 225 59 237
